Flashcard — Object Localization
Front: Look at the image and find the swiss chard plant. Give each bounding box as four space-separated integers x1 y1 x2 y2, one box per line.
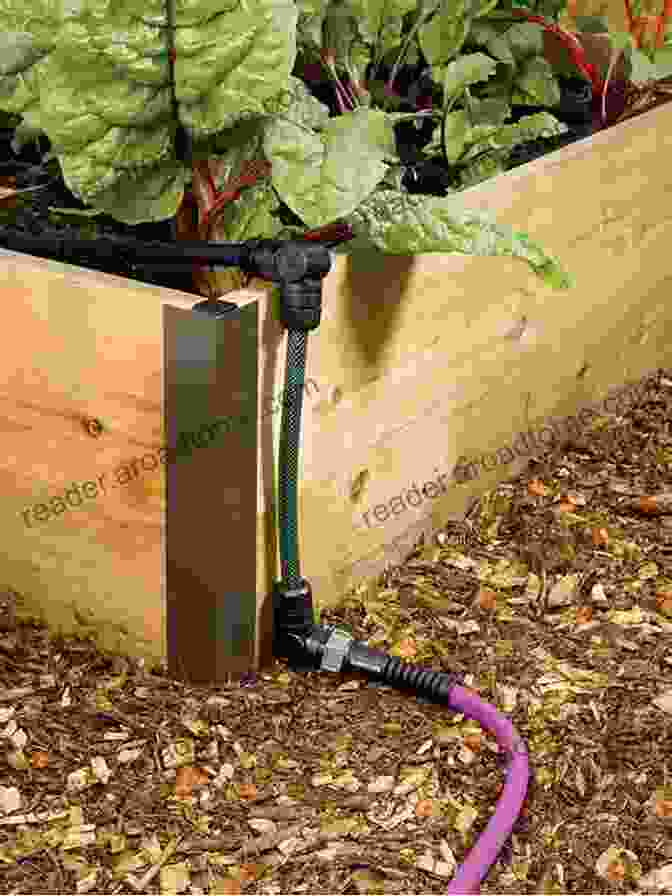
0 0 576 293
572 4 672 125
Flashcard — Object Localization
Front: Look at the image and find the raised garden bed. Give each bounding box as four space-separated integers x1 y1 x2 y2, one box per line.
2 0 672 676
3 95 672 676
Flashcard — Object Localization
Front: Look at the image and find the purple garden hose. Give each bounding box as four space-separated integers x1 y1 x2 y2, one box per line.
284 629 531 896
445 684 530 894
324 639 531 894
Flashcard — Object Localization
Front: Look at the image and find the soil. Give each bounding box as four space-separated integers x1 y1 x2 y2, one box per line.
0 123 199 298
1 71 671 298
2 367 672 894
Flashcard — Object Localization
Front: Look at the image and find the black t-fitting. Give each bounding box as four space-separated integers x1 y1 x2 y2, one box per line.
243 241 332 332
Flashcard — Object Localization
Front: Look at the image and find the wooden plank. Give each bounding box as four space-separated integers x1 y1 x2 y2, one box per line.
0 253 194 663
164 300 259 684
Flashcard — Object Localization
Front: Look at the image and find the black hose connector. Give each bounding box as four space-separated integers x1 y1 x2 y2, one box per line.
346 641 464 693
277 277 325 332
243 241 332 332
272 579 322 668
244 240 331 284
273 594 465 693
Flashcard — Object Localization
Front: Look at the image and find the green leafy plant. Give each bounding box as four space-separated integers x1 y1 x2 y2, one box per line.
285 6 572 194
601 21 672 99
0 0 574 291
572 1 672 125
417 24 571 188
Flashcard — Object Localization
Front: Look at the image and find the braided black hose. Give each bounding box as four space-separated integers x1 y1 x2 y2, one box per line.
278 329 308 589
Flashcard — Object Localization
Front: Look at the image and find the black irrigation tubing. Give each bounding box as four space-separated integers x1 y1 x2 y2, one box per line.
0 161 35 170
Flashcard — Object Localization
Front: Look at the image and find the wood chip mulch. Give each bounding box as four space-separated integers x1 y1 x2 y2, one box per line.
1 368 672 895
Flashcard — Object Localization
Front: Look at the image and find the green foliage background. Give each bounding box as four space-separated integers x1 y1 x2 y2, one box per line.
0 0 576 287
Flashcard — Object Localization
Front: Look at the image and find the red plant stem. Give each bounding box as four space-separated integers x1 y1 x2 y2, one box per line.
206 173 264 221
645 14 662 47
655 15 664 47
208 161 270 224
631 13 664 50
328 69 356 112
624 0 637 43
632 16 647 47
192 161 218 234
299 221 353 243
624 0 664 50
182 161 272 293
340 78 359 109
512 10 603 94
333 79 351 112
320 50 356 113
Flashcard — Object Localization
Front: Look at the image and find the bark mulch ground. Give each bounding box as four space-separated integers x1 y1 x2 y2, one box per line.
1 368 672 895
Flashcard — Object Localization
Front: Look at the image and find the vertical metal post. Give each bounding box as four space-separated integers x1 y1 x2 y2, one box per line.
164 299 258 684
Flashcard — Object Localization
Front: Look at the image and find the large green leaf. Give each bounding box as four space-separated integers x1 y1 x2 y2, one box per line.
441 109 501 163
191 118 266 177
345 0 418 53
503 21 544 59
459 153 505 186
0 2 52 118
652 46 672 80
323 1 360 69
264 107 396 228
468 21 501 46
469 23 516 64
627 46 660 84
442 52 498 106
574 15 610 33
209 181 283 240
296 0 331 47
462 110 566 160
483 32 516 64
268 75 331 131
467 96 511 127
513 56 560 106
418 0 472 65
0 30 47 90
468 20 542 67
425 95 509 157
173 0 298 135
0 0 297 223
441 107 563 166
346 188 573 289
468 0 500 17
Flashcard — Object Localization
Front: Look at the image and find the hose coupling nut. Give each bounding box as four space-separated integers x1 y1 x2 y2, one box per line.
320 627 354 673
